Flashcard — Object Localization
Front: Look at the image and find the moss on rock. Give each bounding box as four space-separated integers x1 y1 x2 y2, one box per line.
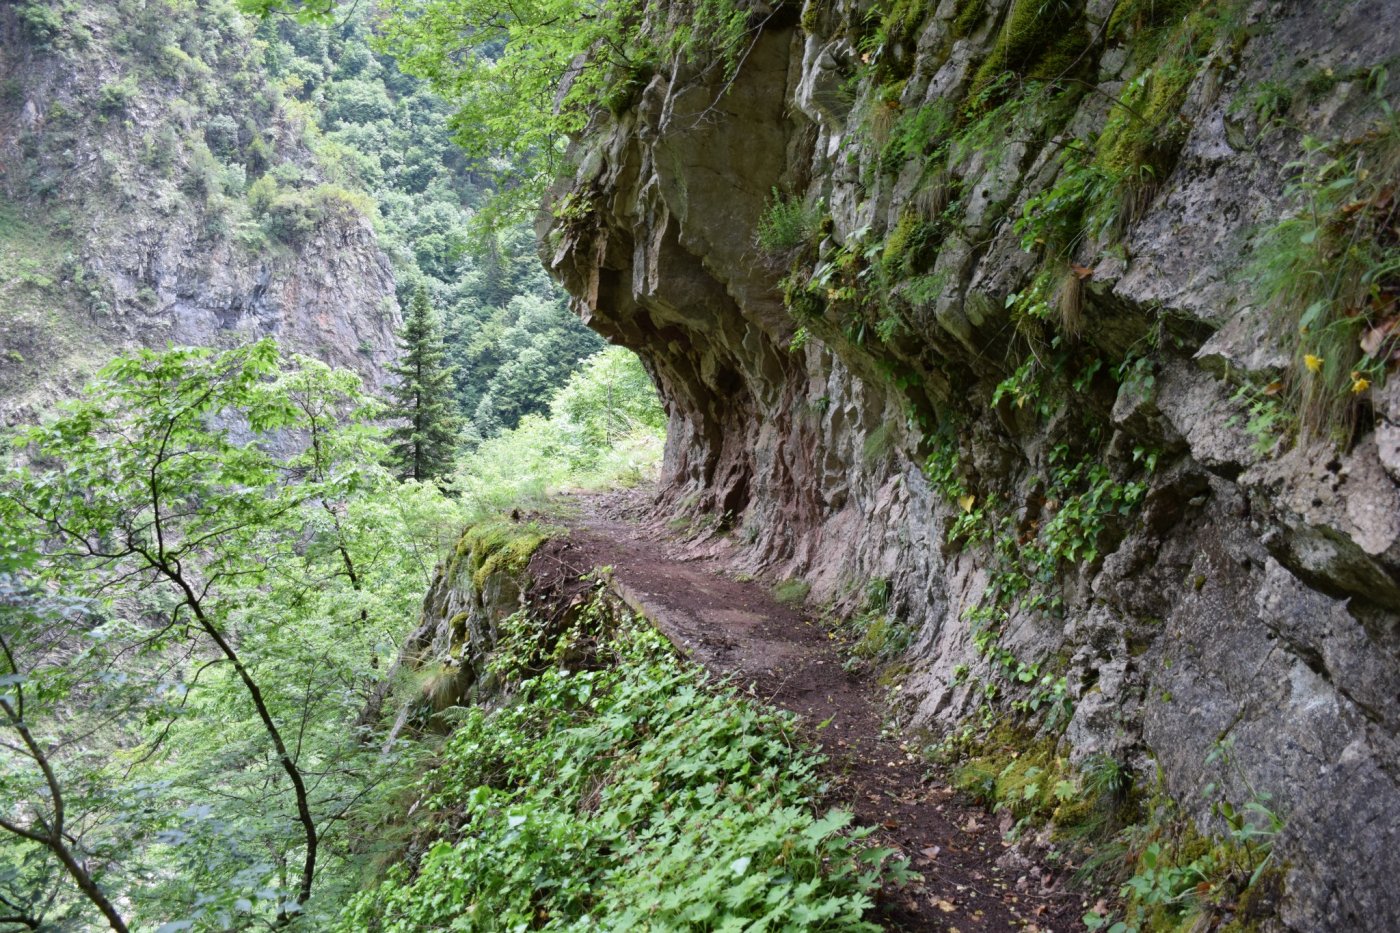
947 725 1069 819
453 517 554 590
967 0 1092 104
951 0 985 39
882 209 940 276
1106 0 1197 48
1096 60 1197 180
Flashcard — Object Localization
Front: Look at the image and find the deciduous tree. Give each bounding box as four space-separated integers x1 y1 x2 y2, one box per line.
0 342 449 928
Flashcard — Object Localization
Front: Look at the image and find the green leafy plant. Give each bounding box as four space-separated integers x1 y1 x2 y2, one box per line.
1 342 462 928
339 606 908 930
1228 378 1297 456
1083 742 1285 933
1249 70 1400 444
757 189 823 257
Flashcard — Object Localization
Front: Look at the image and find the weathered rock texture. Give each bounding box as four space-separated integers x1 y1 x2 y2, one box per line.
541 0 1400 928
375 522 605 742
0 0 399 423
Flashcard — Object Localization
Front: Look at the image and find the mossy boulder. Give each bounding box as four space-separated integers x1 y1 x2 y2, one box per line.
454 517 553 590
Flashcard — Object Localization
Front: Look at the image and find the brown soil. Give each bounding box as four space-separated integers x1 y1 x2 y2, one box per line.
535 489 1086 932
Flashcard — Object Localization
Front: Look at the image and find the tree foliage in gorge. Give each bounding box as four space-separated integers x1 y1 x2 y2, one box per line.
249 4 604 432
388 286 461 481
0 342 455 929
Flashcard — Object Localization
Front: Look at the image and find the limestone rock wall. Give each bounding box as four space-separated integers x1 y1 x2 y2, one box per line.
542 0 1400 927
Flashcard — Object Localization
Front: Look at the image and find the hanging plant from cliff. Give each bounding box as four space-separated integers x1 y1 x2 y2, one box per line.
1250 70 1400 446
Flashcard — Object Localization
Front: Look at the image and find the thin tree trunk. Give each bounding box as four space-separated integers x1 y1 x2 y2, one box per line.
166 574 319 913
0 696 129 933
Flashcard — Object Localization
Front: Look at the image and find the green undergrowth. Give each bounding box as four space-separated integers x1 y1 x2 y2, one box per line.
936 726 1284 933
340 598 912 930
839 579 916 689
1082 786 1285 931
922 334 1159 723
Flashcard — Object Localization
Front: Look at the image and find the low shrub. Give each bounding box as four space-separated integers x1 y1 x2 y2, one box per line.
339 612 904 930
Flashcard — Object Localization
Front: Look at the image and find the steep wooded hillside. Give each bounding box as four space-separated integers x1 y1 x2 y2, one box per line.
0 0 401 421
0 0 602 432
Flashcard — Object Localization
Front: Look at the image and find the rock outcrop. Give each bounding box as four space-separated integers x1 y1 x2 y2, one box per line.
0 0 399 423
541 0 1400 927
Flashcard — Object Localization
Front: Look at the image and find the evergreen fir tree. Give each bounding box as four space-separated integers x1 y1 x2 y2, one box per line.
387 285 460 481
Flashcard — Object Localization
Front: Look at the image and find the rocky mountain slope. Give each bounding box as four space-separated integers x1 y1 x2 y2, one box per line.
539 0 1400 927
0 0 400 424
0 0 606 438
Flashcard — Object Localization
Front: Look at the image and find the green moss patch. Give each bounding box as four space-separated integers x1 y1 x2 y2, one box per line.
1096 60 1197 181
772 578 812 607
967 0 1092 104
951 0 986 38
882 209 941 276
1106 0 1198 51
453 517 555 590
950 730 1073 820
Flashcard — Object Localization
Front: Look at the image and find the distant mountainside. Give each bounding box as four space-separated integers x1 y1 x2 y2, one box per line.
0 0 600 431
0 0 400 421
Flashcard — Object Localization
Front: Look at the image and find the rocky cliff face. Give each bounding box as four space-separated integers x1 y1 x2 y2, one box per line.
0 0 399 422
542 0 1400 927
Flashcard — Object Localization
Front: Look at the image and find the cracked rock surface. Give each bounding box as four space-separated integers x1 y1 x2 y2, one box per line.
539 1 1400 927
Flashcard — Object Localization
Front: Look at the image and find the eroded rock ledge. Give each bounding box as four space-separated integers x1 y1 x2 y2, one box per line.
540 0 1400 928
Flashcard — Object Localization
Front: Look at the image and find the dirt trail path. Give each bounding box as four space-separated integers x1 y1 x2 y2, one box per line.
550 491 1082 932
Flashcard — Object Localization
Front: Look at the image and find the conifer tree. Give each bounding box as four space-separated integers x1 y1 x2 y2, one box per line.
387 286 460 481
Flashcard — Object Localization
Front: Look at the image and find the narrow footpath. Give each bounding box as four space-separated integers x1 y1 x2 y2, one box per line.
543 490 1084 932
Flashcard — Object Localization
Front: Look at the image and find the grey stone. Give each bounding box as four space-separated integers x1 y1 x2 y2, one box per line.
536 1 1400 927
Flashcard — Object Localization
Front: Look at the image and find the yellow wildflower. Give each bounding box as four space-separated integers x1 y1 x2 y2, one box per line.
1351 373 1371 394
1304 354 1323 373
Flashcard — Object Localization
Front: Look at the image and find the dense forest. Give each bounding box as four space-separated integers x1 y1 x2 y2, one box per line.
246 6 605 433
3 0 1399 931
